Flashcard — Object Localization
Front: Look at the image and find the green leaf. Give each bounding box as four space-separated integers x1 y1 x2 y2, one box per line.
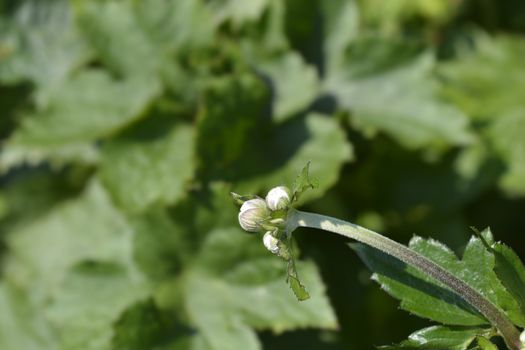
256 0 288 51
184 227 337 350
359 0 455 31
489 110 525 196
278 234 311 301
0 283 56 350
131 207 189 280
291 161 318 203
475 336 498 350
0 70 159 170
195 73 271 181
0 192 7 221
439 34 525 121
112 299 186 350
320 0 360 75
100 122 195 213
0 167 89 225
0 142 99 172
353 231 525 326
234 112 353 204
0 0 89 87
44 261 149 350
326 53 473 150
5 180 135 299
257 52 318 122
16 70 159 144
0 83 31 140
196 72 351 203
380 326 486 350
133 0 214 52
75 0 215 85
439 35 525 196
75 0 159 78
208 0 270 26
288 275 310 301
492 242 525 317
438 35 525 196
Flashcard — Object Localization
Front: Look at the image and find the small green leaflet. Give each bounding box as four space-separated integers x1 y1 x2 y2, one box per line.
475 336 499 350
379 326 489 350
285 239 310 301
283 163 321 301
291 161 319 203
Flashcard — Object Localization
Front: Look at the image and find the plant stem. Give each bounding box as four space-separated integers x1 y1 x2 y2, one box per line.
287 209 522 350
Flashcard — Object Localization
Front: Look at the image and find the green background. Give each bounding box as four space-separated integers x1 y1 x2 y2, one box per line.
1 0 525 349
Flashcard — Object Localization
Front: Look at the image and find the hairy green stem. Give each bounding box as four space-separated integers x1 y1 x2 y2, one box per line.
287 209 521 350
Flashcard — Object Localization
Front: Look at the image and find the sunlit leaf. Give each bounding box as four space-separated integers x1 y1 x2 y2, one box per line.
101 122 195 213
439 34 525 121
0 283 56 350
257 52 318 122
354 230 525 326
4 180 135 299
0 0 89 87
208 0 270 26
184 227 337 350
44 262 149 350
234 113 353 204
327 53 473 150
0 70 159 170
489 110 525 196
291 161 318 203
380 326 487 350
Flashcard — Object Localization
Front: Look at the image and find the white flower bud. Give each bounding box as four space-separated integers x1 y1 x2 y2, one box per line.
238 198 269 232
263 232 280 254
265 186 291 211
520 330 525 347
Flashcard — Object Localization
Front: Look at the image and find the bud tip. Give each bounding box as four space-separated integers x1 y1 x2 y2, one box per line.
263 232 280 254
266 186 291 211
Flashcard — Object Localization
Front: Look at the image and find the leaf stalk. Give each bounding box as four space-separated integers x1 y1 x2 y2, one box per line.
287 209 522 350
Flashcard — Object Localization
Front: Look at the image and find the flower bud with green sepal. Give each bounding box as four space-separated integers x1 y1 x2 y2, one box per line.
263 231 280 254
238 198 270 233
266 186 291 211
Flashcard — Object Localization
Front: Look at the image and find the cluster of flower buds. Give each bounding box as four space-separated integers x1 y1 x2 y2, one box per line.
237 186 292 255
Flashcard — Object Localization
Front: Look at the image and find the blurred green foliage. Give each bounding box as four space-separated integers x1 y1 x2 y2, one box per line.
1 0 525 349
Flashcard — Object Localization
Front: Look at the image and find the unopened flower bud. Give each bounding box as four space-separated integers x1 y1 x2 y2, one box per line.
238 198 269 233
263 232 280 254
520 330 525 349
266 186 291 211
